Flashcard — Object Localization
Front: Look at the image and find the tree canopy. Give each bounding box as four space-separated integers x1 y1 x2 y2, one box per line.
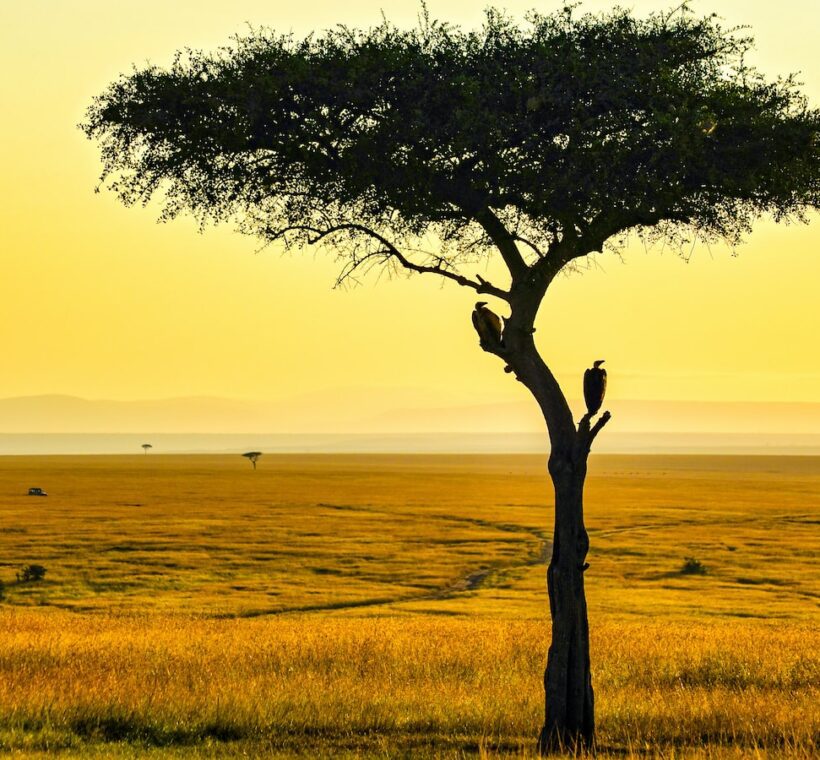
83 5 818 301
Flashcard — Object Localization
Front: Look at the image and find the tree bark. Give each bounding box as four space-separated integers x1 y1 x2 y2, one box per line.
472 261 608 754
497 326 603 755
537 454 595 754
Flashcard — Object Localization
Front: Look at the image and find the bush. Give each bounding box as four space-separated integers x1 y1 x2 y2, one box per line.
17 564 47 583
680 557 707 575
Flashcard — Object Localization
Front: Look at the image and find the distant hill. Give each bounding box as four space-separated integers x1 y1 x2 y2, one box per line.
1 393 819 437
0 394 272 434
364 398 820 435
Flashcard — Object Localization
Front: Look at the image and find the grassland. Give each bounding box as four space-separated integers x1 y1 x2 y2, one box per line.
0 454 818 757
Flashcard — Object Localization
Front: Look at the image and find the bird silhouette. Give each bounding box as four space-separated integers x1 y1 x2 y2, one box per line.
471 301 503 349
583 360 607 415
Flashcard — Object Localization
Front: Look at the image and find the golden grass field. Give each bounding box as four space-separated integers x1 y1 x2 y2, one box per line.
0 454 818 757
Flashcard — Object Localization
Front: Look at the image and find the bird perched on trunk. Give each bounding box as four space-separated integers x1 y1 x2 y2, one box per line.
472 301 503 350
583 360 607 415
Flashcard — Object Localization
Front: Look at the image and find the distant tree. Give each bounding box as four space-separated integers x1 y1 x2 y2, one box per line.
141 443 153 455
242 451 262 470
17 564 47 583
83 5 818 752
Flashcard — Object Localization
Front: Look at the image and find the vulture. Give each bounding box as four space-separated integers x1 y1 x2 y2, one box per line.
583 360 607 415
471 302 503 349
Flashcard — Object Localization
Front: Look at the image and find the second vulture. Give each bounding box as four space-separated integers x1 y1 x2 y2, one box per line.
583 360 607 415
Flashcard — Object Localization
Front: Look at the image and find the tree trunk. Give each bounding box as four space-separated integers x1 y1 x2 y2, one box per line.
474 294 607 755
537 455 594 754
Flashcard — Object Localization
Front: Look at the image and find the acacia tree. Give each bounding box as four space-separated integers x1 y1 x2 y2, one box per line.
242 451 262 469
83 5 818 752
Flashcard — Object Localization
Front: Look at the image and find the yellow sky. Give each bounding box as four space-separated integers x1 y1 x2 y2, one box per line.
0 0 818 415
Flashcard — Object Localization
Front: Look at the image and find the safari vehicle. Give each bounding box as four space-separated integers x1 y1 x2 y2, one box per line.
27 487 47 496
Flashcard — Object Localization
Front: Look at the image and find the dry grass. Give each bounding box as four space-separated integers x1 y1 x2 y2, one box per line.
0 454 817 757
0 613 816 757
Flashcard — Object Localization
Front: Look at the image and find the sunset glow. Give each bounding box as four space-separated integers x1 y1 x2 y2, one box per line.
1 1 818 430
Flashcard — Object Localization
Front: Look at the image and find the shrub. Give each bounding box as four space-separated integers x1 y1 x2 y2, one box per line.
680 557 707 575
17 564 47 583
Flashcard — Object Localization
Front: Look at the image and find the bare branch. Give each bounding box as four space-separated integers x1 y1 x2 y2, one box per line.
576 410 612 457
332 249 390 289
589 410 612 441
269 222 511 301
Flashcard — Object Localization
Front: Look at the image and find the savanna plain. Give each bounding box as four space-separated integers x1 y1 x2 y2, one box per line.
0 453 817 758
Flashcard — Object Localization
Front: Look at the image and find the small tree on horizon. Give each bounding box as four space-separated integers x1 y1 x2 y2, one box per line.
141 443 153 455
83 5 818 752
242 451 262 470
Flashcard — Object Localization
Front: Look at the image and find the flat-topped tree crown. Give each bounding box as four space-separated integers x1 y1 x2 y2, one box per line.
82 5 818 304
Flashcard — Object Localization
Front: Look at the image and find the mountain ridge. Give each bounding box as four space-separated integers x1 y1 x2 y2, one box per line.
1 393 819 435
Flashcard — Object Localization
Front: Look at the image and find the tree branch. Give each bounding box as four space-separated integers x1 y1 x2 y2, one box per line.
513 234 546 259
473 207 529 281
268 222 510 301
578 209 692 256
589 410 612 441
575 410 612 458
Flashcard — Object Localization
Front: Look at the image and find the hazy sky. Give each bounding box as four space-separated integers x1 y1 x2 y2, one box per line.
1 0 818 412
